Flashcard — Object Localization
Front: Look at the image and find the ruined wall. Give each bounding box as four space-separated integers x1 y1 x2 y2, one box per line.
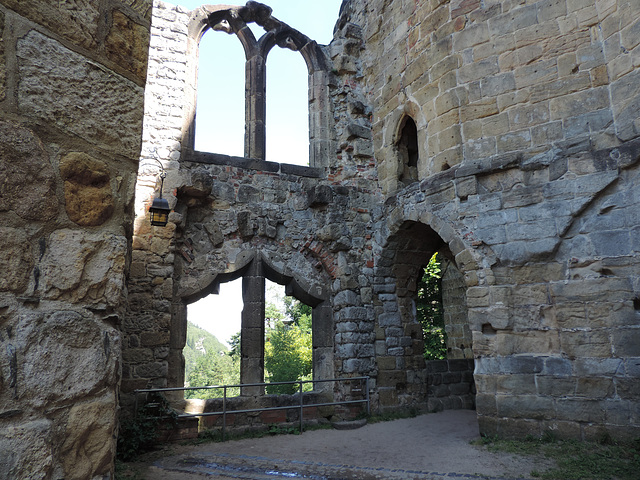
343 0 640 439
441 258 472 359
127 0 640 443
124 1 382 410
0 0 151 478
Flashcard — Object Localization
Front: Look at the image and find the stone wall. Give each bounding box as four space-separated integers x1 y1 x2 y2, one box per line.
427 359 475 412
127 0 640 445
0 0 151 478
124 1 382 412
347 0 640 439
442 258 472 359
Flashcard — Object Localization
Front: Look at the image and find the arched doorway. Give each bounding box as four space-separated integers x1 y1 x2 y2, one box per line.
374 221 475 412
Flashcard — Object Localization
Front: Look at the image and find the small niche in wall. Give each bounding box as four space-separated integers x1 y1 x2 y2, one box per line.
397 116 419 186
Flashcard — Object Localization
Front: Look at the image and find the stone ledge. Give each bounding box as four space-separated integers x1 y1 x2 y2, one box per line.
184 149 324 178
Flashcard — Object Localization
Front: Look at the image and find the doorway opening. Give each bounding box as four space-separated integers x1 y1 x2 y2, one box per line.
376 221 474 412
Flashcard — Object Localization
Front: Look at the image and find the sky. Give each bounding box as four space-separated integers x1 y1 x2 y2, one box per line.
178 0 343 165
173 0 343 344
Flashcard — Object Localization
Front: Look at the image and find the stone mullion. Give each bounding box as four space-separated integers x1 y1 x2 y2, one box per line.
241 259 266 395
245 55 266 160
312 300 334 391
308 70 333 168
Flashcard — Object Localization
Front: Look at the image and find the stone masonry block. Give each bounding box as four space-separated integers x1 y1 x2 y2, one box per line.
497 394 555 420
17 31 144 158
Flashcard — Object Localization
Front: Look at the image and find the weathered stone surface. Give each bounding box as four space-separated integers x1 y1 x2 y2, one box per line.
17 31 144 158
40 230 127 306
0 228 32 293
60 152 114 226
1 0 150 476
0 10 5 102
61 395 117 480
0 120 58 222
105 10 150 81
9 311 120 408
0 420 52 480
1 0 99 50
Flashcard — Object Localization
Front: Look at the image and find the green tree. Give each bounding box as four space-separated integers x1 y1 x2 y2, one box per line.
284 296 312 329
417 253 447 360
184 321 228 380
264 320 312 394
185 349 240 399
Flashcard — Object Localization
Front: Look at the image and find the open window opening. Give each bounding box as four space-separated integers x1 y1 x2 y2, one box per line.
182 258 328 399
265 47 309 165
397 116 419 186
193 29 245 156
184 278 242 399
264 281 313 394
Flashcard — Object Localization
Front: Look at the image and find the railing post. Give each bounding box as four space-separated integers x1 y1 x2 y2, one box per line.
299 380 303 434
134 390 139 419
223 385 227 441
365 377 370 416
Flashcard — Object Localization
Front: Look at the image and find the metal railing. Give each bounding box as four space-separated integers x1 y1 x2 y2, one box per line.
134 376 370 441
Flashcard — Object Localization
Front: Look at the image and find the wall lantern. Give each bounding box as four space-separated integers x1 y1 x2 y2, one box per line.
147 159 171 227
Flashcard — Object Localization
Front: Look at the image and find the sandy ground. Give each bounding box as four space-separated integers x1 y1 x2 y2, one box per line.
126 410 553 480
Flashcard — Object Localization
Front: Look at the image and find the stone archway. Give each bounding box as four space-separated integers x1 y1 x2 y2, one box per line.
173 249 333 398
373 219 477 412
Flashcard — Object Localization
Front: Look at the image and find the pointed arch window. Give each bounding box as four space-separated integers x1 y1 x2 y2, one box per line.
398 116 419 185
187 3 333 168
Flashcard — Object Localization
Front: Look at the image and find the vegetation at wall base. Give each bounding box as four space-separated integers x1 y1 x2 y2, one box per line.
478 433 640 480
117 394 178 462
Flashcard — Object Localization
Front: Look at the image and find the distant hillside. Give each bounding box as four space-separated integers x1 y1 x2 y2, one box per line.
184 321 227 381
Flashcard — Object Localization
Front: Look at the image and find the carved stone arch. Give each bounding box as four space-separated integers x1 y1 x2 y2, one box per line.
372 205 483 409
259 28 328 75
171 247 334 397
260 250 328 305
381 101 428 193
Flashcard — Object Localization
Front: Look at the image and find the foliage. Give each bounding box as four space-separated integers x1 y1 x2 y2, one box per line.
185 349 240 399
264 320 312 394
264 295 313 394
117 394 177 462
114 460 143 480
416 252 447 360
183 294 313 398
228 331 241 359
284 296 312 329
184 321 228 381
479 434 640 480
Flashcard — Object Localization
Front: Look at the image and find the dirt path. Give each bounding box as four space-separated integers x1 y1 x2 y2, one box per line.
127 410 553 480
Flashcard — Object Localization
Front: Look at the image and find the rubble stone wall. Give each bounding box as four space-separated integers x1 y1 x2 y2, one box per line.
124 1 381 412
128 0 640 445
0 0 151 478
344 0 640 439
